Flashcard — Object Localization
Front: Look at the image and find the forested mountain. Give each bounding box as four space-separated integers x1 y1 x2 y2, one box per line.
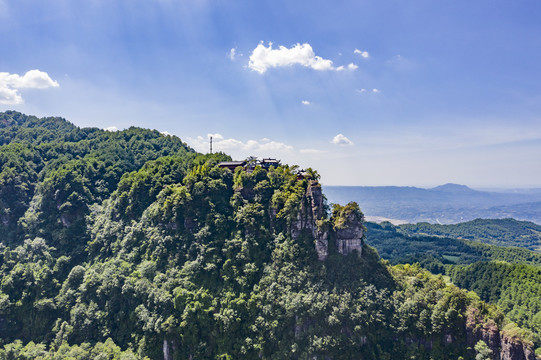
324 185 541 224
365 221 541 270
365 221 541 355
448 262 541 343
0 112 537 359
399 219 541 252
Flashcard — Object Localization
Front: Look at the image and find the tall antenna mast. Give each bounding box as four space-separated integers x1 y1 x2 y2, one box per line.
210 136 213 154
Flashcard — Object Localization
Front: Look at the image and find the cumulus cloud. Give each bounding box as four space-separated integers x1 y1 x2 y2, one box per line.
187 133 294 154
249 42 346 74
104 126 119 132
208 133 224 140
301 100 311 105
332 134 354 146
372 88 380 93
0 70 59 105
354 49 370 58
0 86 22 105
337 63 358 71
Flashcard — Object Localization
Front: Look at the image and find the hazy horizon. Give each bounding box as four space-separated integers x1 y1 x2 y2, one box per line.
324 183 541 190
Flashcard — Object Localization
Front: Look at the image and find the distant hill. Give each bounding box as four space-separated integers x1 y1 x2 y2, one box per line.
399 218 541 252
365 221 541 268
364 219 541 346
431 183 478 194
324 184 541 224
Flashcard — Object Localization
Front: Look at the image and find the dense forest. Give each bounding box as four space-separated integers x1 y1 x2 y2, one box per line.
365 221 541 355
448 262 541 344
365 221 541 270
399 219 541 252
0 111 538 359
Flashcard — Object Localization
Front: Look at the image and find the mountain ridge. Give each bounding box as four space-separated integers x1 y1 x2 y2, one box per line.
0 111 537 359
324 184 541 225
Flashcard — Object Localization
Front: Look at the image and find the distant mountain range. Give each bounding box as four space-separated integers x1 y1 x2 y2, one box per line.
324 183 541 224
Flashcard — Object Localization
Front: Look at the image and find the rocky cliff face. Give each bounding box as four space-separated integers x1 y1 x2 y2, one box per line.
289 180 364 260
331 200 365 257
499 335 536 360
334 211 364 256
290 180 329 260
466 307 536 360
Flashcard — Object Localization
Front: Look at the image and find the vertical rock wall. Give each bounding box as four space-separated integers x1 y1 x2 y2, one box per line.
289 181 329 260
289 180 365 260
335 216 364 256
333 203 364 257
308 182 329 260
466 307 536 360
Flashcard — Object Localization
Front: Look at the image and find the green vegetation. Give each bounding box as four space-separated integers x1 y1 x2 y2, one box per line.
0 111 535 359
399 218 541 252
448 262 541 344
365 221 541 272
366 220 541 352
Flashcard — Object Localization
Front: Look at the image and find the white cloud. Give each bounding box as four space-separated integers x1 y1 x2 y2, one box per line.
354 49 370 58
161 130 171 136
105 126 119 132
357 88 380 94
249 42 338 74
208 133 224 140
337 63 358 71
1 70 59 89
229 47 242 60
187 134 294 154
0 86 22 105
0 70 59 105
301 100 311 105
332 134 354 146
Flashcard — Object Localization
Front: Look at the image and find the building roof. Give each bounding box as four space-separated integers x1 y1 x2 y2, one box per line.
218 161 246 167
260 158 280 165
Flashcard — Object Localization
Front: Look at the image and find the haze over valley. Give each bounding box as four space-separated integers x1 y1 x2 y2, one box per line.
325 183 541 225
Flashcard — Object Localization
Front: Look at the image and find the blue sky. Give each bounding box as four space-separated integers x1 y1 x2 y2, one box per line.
1 0 541 187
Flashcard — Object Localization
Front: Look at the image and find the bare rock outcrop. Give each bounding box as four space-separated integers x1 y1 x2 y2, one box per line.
499 333 535 360
290 180 329 260
466 307 535 360
332 202 364 256
288 181 365 260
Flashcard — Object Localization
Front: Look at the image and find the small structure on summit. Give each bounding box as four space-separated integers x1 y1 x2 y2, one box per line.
259 158 281 169
217 160 247 171
296 169 311 180
218 157 280 172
